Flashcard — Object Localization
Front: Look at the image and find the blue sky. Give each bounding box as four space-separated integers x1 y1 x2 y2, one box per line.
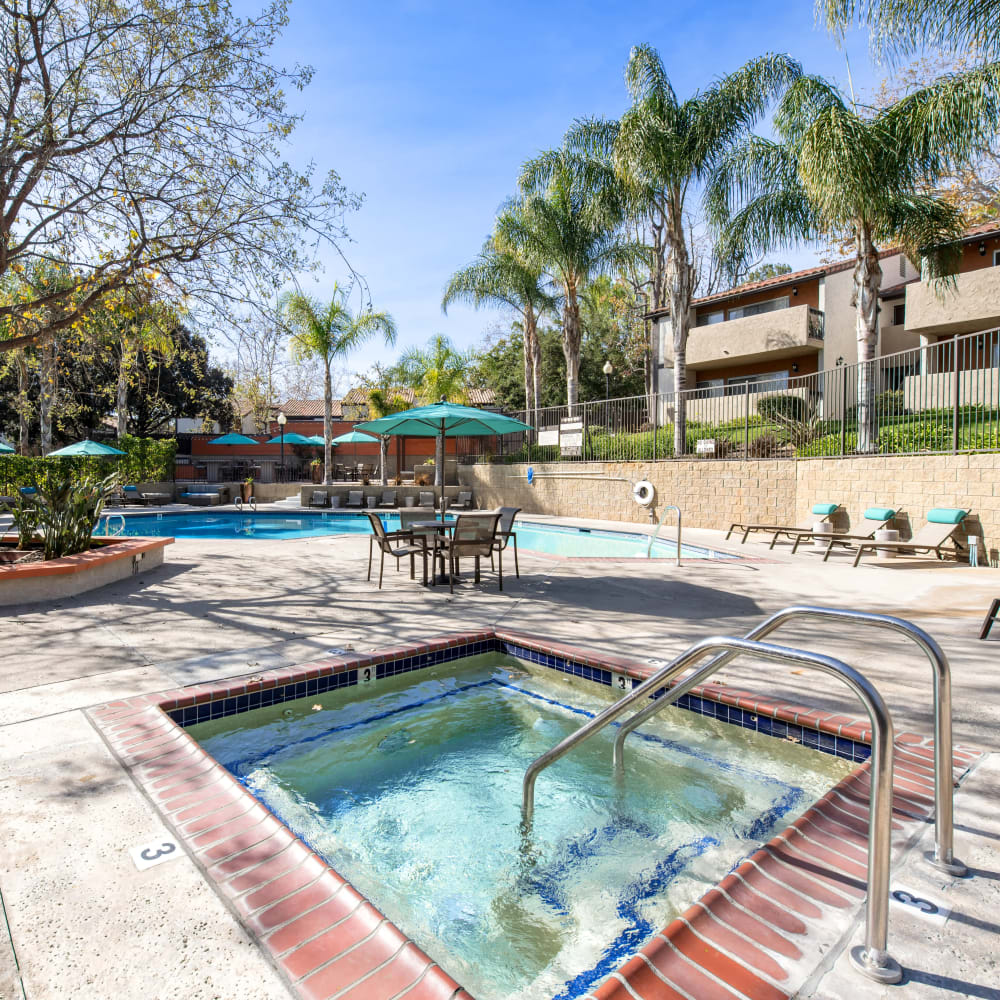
262 0 884 370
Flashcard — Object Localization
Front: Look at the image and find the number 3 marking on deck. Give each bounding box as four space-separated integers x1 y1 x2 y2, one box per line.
618 676 627 690
140 843 176 862
890 885 950 925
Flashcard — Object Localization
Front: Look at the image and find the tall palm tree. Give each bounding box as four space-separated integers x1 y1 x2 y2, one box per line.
707 69 1000 451
543 45 800 453
281 285 397 484
821 0 1000 63
442 218 555 422
504 151 646 411
362 363 411 485
393 334 471 486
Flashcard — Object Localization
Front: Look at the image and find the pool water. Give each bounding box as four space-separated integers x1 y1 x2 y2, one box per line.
96 511 735 560
190 654 850 1000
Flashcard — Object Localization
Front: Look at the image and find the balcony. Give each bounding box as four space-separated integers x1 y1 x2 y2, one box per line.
666 304 824 369
904 268 1000 337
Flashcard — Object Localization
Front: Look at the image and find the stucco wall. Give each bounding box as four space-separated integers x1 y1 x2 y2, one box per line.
459 452 999 558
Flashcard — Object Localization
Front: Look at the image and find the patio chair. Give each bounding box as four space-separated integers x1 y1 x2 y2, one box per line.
365 511 428 588
847 509 970 567
308 490 328 508
447 490 473 510
398 508 439 548
789 506 898 558
435 511 503 594
418 491 435 508
725 502 840 548
377 489 397 508
490 506 520 578
121 485 147 506
980 599 999 640
345 490 364 509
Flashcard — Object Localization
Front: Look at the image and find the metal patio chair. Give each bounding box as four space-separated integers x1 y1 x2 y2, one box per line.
365 511 429 589
435 511 503 594
490 506 521 578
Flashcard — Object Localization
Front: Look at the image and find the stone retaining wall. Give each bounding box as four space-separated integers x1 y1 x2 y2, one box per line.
459 453 999 560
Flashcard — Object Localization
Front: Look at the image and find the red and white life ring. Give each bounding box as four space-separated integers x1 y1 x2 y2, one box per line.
632 480 655 507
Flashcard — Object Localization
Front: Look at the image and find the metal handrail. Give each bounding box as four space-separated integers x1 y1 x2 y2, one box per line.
647 503 681 565
612 605 965 876
103 514 126 536
521 635 902 984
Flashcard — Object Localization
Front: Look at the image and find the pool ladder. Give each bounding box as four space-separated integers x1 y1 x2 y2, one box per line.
103 513 126 536
521 605 967 986
647 503 680 565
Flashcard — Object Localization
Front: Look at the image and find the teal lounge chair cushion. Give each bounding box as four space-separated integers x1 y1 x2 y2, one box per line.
927 508 967 525
864 507 895 522
811 502 838 515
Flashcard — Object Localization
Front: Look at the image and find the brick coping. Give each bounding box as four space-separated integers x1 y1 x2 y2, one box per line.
0 534 172 579
89 629 983 1000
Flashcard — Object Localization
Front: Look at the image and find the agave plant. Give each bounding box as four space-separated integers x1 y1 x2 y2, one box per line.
22 467 123 560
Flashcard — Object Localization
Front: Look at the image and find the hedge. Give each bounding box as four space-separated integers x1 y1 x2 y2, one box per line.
0 436 177 490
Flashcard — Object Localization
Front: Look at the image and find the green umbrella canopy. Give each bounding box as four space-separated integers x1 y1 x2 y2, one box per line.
305 435 328 446
209 432 260 446
265 432 316 446
47 439 126 457
355 401 532 438
330 429 380 444
0 441 14 454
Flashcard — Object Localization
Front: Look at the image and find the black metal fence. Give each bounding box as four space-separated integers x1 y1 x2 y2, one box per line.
459 327 1000 463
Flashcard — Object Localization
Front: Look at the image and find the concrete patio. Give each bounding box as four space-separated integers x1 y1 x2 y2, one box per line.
1 511 998 999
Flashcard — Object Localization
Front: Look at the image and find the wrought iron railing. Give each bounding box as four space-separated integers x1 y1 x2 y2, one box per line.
461 326 1000 463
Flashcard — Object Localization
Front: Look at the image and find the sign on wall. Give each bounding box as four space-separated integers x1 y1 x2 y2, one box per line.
560 417 584 457
538 427 559 447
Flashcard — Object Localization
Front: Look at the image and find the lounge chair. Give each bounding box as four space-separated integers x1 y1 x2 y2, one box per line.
847 508 969 567
180 488 222 506
122 485 147 506
447 490 473 510
365 511 428 588
790 506 898 558
491 506 520 578
981 599 999 640
345 490 364 509
725 502 840 548
377 489 397 508
418 491 435 508
308 490 328 508
435 511 503 594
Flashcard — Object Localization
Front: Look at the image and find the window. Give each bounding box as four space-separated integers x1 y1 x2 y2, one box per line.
725 370 789 393
695 309 725 327
993 250 1000 267
727 296 790 321
695 378 725 398
892 303 905 326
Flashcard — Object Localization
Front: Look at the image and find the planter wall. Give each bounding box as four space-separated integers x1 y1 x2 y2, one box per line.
0 536 173 607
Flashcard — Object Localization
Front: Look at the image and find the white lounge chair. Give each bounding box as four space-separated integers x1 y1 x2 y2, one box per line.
847 509 969 566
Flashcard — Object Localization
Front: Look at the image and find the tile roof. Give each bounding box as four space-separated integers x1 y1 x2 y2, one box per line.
879 276 919 299
341 386 416 406
466 387 497 405
278 398 340 418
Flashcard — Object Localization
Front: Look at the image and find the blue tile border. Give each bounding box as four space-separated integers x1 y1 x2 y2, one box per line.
167 635 871 763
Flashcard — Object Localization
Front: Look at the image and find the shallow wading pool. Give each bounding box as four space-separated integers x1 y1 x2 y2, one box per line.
188 653 850 1000
96 511 737 560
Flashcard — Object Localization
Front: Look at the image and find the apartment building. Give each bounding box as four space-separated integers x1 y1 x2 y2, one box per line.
650 248 921 399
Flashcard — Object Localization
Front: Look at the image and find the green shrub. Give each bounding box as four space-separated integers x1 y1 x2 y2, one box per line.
757 394 807 423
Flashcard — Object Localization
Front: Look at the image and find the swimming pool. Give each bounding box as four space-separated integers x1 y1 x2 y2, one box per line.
96 511 736 560
189 653 850 1000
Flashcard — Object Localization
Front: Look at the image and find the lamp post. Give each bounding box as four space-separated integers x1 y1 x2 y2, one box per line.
277 411 287 481
603 360 613 400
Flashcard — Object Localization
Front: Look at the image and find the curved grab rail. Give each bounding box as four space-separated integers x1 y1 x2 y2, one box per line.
647 504 681 565
521 635 902 984
612 605 965 876
103 513 126 536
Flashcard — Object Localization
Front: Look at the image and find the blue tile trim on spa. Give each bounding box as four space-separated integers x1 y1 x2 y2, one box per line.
166 636 872 763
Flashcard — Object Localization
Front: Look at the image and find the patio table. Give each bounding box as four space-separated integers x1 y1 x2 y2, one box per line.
413 520 455 585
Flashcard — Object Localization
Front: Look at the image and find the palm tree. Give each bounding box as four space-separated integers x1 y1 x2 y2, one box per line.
707 69 1000 451
281 285 397 484
820 0 1000 63
362 364 411 485
503 150 646 411
542 44 800 453
442 216 555 423
393 334 471 486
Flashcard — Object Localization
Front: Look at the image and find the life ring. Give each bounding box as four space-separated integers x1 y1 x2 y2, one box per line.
632 480 655 507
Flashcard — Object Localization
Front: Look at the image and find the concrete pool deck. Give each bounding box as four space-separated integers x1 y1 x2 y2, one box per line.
1 508 998 999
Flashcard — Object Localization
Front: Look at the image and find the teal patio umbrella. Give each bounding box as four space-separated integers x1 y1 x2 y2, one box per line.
331 429 378 477
265 431 316 446
47 439 126 457
305 434 327 446
0 441 14 454
208 432 260 446
356 401 531 517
